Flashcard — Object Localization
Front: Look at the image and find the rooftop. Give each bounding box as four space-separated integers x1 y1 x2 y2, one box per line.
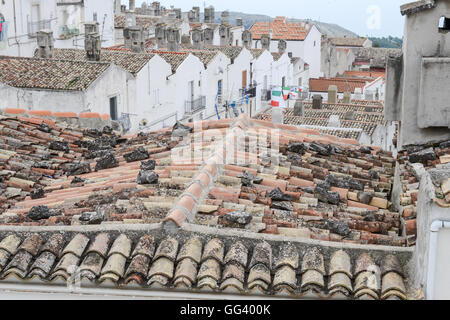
0 56 110 91
0 111 428 299
329 37 369 47
309 77 369 94
250 17 311 41
48 49 156 76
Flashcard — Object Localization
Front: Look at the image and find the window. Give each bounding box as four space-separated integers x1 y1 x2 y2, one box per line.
236 40 238 46
439 16 450 32
298 77 302 87
282 76 286 88
110 96 118 120
217 80 223 104
93 13 98 22
314 41 316 46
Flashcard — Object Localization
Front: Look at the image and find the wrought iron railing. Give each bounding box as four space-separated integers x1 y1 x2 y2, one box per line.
27 19 52 37
59 25 80 39
185 96 206 114
239 86 257 98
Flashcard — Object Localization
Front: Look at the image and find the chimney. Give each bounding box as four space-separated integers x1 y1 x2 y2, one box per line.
155 23 167 49
278 39 287 54
152 2 161 16
328 115 341 128
272 107 284 124
354 88 362 100
312 94 323 109
344 111 356 120
328 85 338 104
125 11 136 27
261 34 271 50
293 99 304 116
221 11 229 25
130 26 144 53
129 0 135 12
219 24 231 46
236 17 243 27
85 32 101 61
205 6 215 23
242 30 252 49
343 91 351 104
204 28 214 45
36 30 54 59
192 28 204 50
166 27 181 52
192 7 200 22
174 8 182 19
168 11 177 19
114 0 121 14
188 10 196 22
85 22 99 36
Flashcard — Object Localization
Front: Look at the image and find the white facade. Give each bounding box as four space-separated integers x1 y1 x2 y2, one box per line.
292 57 310 90
225 47 253 104
230 26 244 47
252 50 274 114
128 54 173 131
56 0 115 49
0 64 129 117
253 24 322 79
0 0 57 57
167 54 206 124
202 52 231 120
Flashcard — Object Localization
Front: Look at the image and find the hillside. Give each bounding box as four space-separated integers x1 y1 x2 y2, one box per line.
369 36 403 48
211 11 359 38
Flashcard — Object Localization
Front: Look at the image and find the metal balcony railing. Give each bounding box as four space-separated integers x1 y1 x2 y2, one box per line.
59 25 80 39
239 86 257 98
185 96 206 114
27 19 52 37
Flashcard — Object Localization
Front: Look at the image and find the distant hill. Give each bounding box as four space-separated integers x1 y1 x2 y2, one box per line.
369 36 403 48
211 11 359 38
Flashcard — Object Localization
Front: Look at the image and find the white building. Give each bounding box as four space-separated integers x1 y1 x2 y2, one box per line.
250 17 322 78
0 0 57 57
56 0 115 49
155 51 206 125
0 0 115 57
250 49 274 114
292 56 310 90
50 48 173 131
0 56 129 119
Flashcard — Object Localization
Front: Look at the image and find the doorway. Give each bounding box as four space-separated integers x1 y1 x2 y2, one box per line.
110 96 118 120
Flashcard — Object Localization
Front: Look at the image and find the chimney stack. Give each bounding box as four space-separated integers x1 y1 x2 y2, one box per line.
85 32 101 61
293 99 304 116
174 8 182 19
125 11 136 27
328 115 341 128
129 0 135 12
221 11 229 25
278 39 287 54
155 23 167 49
152 2 161 16
219 24 231 46
312 94 323 109
36 30 54 59
192 28 204 50
188 7 200 22
204 28 214 45
130 26 144 53
85 22 99 36
114 0 121 14
236 17 243 27
272 107 284 124
261 34 271 50
166 27 181 52
328 85 338 104
343 91 351 104
242 30 252 49
205 6 215 23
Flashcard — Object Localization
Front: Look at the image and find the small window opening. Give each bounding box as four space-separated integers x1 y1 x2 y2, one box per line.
439 16 450 32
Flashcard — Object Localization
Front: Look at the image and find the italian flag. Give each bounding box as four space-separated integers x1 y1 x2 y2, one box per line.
282 87 291 100
271 87 286 107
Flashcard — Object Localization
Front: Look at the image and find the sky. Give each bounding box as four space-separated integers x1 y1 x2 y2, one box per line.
125 0 407 37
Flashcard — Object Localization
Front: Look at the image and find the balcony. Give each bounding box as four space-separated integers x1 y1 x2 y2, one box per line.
27 19 52 37
59 25 80 39
185 96 206 115
239 86 257 98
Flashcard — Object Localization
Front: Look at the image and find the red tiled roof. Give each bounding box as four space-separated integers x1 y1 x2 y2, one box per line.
250 17 311 41
309 78 368 93
344 71 386 79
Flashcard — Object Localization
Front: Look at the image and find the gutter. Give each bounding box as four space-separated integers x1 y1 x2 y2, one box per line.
427 220 450 300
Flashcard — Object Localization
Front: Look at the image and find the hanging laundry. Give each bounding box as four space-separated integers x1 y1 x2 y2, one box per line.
271 87 286 107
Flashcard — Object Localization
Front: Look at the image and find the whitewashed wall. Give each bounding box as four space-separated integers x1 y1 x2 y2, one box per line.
252 50 273 112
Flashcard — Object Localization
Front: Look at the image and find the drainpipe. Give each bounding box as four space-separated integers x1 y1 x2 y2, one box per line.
12 0 21 56
427 220 450 300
